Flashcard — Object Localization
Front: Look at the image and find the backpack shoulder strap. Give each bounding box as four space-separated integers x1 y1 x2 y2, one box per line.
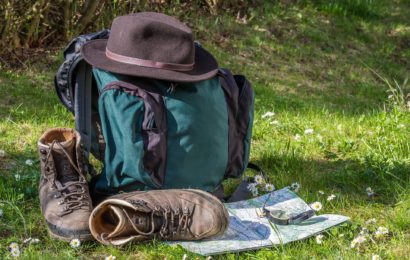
225 163 266 202
54 30 110 160
74 61 93 158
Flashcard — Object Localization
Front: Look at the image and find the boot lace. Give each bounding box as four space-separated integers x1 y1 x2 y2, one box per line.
122 204 193 238
45 140 91 216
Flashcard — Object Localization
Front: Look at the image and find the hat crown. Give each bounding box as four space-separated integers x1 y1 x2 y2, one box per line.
107 13 195 65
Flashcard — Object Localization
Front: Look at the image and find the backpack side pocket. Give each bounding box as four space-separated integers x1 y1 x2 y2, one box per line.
100 81 167 189
219 69 254 179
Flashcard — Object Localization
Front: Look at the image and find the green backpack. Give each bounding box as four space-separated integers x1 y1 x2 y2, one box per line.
54 31 254 200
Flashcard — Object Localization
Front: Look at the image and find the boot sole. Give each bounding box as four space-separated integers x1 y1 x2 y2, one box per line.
48 229 93 242
187 189 230 237
45 220 93 242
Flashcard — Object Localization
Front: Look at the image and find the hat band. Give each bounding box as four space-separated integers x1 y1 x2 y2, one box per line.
105 48 194 71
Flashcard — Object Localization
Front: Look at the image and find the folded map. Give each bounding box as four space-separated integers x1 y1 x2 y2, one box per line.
172 188 349 255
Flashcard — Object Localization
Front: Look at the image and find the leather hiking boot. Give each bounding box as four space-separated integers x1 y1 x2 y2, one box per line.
38 128 93 241
89 189 229 245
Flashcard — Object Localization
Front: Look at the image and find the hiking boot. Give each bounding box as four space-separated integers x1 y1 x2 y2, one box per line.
38 128 93 241
89 189 229 245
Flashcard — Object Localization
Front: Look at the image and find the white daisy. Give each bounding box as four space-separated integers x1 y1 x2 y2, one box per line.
25 159 34 166
377 226 389 234
374 231 383 239
23 237 32 244
366 187 375 197
359 227 368 236
264 183 275 192
70 238 81 248
251 188 259 197
355 235 367 244
315 234 324 244
318 190 325 195
304 128 314 135
291 182 300 192
10 248 20 257
350 235 366 248
372 254 381 260
105 255 116 260
270 120 280 125
374 226 389 239
9 243 19 251
261 112 275 118
294 134 301 141
254 175 264 184
365 218 376 225
247 183 257 192
0 149 5 158
327 194 336 201
22 237 40 245
310 201 322 212
206 256 213 260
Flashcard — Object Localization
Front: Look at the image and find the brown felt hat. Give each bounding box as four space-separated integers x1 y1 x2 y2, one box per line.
81 12 219 82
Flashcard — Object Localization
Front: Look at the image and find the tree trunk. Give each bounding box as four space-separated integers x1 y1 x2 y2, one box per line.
63 0 72 40
24 0 47 48
74 0 104 35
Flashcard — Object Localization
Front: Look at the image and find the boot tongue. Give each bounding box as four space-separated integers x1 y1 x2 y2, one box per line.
107 206 162 239
50 137 79 184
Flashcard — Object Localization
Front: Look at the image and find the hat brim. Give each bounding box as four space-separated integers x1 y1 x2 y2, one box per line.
81 39 218 83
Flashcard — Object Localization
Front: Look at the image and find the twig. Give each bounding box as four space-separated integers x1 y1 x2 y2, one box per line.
0 55 11 68
6 49 28 69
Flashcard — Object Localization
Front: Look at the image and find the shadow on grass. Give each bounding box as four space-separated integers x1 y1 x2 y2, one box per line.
252 152 410 205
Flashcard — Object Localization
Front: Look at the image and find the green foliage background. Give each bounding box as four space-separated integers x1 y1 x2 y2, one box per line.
0 0 256 48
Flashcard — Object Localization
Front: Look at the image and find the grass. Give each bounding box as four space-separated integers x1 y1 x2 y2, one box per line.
0 0 409 259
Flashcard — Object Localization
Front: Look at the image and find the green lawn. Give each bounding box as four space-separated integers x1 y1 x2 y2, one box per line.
0 1 409 259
